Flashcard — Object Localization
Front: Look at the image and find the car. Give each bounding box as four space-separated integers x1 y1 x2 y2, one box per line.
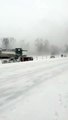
64 55 67 57
61 54 63 57
50 55 55 58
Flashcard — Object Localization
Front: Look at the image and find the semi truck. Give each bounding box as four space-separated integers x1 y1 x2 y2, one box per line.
0 48 33 63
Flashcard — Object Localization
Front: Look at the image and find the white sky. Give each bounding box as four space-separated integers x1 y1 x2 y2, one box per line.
0 0 68 45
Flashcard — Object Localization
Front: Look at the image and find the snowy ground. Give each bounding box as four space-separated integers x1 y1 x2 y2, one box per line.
0 57 68 120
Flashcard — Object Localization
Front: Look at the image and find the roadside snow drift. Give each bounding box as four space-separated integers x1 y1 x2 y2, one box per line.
0 57 68 120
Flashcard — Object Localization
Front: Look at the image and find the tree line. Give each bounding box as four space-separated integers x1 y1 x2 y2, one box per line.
0 37 68 56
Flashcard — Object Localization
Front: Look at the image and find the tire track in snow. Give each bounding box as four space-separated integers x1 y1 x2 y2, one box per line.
0 58 68 110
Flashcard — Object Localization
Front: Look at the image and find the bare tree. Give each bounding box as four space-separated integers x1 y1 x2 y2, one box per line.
9 37 16 49
1 37 16 49
2 38 10 49
35 39 50 55
50 45 60 55
43 40 50 55
35 38 44 55
64 44 68 53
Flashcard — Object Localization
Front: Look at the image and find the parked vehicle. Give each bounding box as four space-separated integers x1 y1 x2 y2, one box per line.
50 55 55 58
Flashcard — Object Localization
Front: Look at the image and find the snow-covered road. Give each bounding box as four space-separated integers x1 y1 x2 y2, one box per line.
0 57 68 120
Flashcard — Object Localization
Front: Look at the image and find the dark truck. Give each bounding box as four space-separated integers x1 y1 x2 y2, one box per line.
0 48 33 62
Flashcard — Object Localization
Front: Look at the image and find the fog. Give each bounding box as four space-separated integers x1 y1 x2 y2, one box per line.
0 0 68 47
0 38 68 56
